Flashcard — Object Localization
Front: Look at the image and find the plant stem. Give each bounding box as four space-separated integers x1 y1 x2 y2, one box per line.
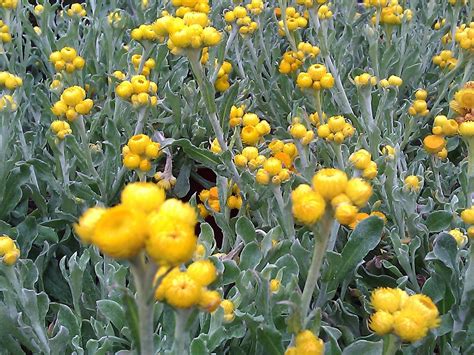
382 334 399 355
300 212 334 324
272 184 294 238
134 107 148 135
130 254 156 355
466 138 474 207
172 309 190 355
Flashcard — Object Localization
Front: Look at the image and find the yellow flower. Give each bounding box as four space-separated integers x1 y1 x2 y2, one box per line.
220 299 235 322
423 135 446 154
199 289 221 312
74 207 107 244
370 287 408 313
404 175 420 192
165 271 202 308
92 205 148 259
120 182 165 215
345 178 373 207
241 125 260 145
312 168 348 201
461 207 474 224
448 229 468 248
270 279 280 293
187 259 217 286
0 235 15 255
295 330 324 355
349 149 372 170
3 248 20 266
393 308 429 342
291 184 326 225
403 294 440 329
369 310 394 335
459 122 474 137
263 157 283 176
153 198 197 228
334 203 358 225
454 85 474 110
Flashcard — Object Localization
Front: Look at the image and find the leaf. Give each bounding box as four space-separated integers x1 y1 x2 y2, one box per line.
222 260 241 285
256 326 284 355
342 340 383 355
236 216 256 244
191 338 209 355
424 211 453 232
97 300 126 331
425 233 458 271
173 139 223 170
239 242 262 270
327 217 384 291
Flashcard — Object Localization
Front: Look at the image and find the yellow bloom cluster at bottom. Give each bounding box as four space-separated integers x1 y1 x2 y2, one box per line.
0 235 20 266
155 259 220 311
122 134 162 172
369 287 440 342
50 120 72 140
215 61 232 92
285 330 324 355
317 115 355 144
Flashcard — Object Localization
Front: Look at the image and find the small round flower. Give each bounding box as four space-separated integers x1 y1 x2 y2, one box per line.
263 157 283 176
345 178 373 207
120 182 165 214
199 289 222 312
295 330 324 354
270 279 280 293
0 235 15 255
312 169 348 201
404 175 420 192
448 229 468 248
459 122 474 137
187 259 217 286
369 310 394 335
292 184 326 225
461 207 474 224
220 299 235 322
241 126 260 145
165 272 202 308
74 207 107 244
334 203 358 225
403 294 440 329
370 287 408 313
349 149 371 170
423 135 446 154
3 248 20 266
92 205 148 259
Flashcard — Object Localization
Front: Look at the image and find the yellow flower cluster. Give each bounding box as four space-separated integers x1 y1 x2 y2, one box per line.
67 3 86 17
153 172 177 191
51 86 94 121
131 55 156 76
317 115 355 144
131 24 161 42
460 207 474 238
235 146 262 169
349 149 378 180
122 134 162 172
278 7 308 36
152 13 221 53
296 64 335 90
115 75 158 107
408 89 429 117
433 18 446 30
354 73 377 87
0 0 17 9
309 111 326 127
229 104 245 128
215 61 232 92
0 71 22 90
0 94 16 111
198 184 242 216
431 115 458 136
240 112 271 145
155 259 221 310
75 182 199 266
423 134 447 159
0 20 11 43
49 47 85 73
285 330 324 355
369 288 440 342
221 299 235 323
279 42 320 74
50 120 72 140
0 235 20 266
224 6 258 36
107 11 123 28
317 5 333 20
256 156 292 185
362 0 389 7
369 1 412 26
454 22 474 51
171 0 210 15
270 278 280 293
432 50 457 70
448 229 468 248
379 75 403 88
289 118 315 145
246 0 263 15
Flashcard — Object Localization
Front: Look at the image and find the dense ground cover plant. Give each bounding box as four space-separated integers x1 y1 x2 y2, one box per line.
0 0 473 353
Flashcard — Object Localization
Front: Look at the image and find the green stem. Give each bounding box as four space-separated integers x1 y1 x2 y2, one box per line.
172 309 190 355
272 184 294 238
382 334 399 355
333 144 345 170
466 138 474 207
130 254 156 355
300 212 334 325
134 107 148 135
